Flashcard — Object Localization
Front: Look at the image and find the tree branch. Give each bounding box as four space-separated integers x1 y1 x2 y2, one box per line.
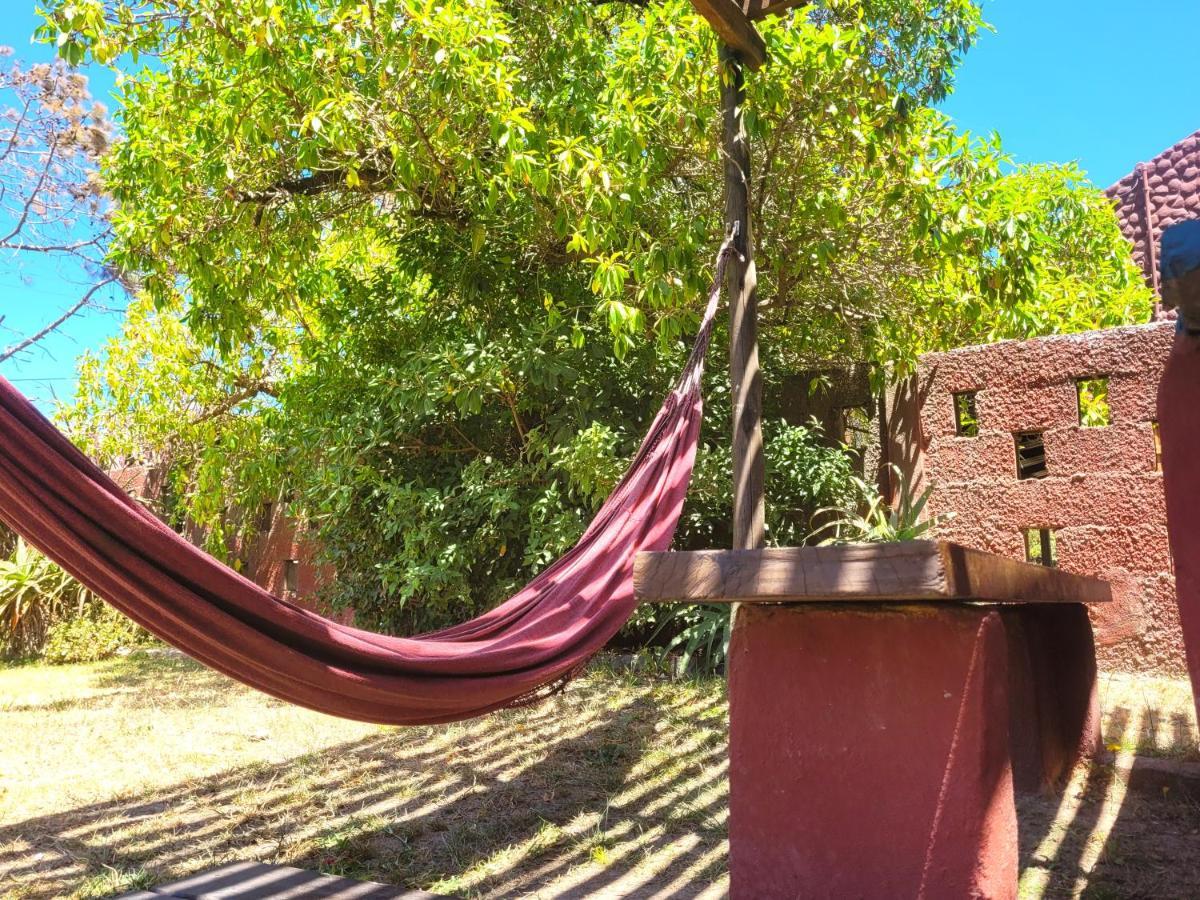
233 165 392 204
189 379 279 425
0 276 118 364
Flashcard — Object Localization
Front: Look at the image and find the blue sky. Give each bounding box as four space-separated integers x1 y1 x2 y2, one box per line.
941 0 1200 188
2 0 1199 411
0 8 123 410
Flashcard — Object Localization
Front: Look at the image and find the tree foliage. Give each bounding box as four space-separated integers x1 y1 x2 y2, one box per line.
40 0 1153 632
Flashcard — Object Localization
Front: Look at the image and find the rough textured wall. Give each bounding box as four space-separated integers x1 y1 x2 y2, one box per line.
105 470 340 619
1107 129 1200 294
108 465 166 507
241 501 343 621
894 322 1180 675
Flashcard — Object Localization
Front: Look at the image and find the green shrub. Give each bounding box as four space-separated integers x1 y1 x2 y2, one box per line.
0 537 150 662
812 466 947 544
43 602 154 665
0 537 88 658
638 422 870 675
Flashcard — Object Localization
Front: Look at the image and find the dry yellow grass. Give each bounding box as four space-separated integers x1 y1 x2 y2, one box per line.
1099 671 1198 759
0 652 1197 899
1 652 728 899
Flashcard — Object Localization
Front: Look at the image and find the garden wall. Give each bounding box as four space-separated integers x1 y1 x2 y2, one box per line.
106 468 339 619
239 500 342 621
889 322 1181 676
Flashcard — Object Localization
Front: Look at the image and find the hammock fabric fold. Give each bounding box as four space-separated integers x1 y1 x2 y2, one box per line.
0 247 732 725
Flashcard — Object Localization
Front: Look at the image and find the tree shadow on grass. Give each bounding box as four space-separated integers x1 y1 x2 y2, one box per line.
1017 703 1200 899
0 677 729 899
10 656 1191 899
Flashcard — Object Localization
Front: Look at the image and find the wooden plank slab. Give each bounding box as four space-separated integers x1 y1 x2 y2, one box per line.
633 540 1112 605
688 0 767 69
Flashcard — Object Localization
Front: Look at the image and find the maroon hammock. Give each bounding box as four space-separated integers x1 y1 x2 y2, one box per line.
0 247 732 725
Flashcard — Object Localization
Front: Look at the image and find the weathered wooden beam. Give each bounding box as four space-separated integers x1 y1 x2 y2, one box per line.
721 44 766 550
690 0 767 70
743 0 809 20
634 541 1113 605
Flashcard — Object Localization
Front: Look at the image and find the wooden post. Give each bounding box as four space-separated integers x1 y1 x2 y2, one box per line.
721 44 766 551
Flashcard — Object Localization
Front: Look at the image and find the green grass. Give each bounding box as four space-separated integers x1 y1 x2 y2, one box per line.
0 652 1196 899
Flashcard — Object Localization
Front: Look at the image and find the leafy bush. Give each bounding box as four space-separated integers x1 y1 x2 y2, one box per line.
0 537 149 663
651 604 732 678
43 602 152 665
0 538 87 658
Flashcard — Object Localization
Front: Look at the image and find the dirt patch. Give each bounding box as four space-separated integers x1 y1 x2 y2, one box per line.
1019 767 1200 898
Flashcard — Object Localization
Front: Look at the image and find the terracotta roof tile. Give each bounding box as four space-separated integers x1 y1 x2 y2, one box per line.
1107 128 1200 295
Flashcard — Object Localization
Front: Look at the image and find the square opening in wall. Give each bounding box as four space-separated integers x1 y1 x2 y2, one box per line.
284 559 300 595
953 392 979 437
1077 377 1111 427
838 406 872 450
1024 528 1058 567
1015 431 1047 479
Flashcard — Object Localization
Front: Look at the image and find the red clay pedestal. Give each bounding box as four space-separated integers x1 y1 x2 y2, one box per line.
728 604 1019 900
1000 604 1102 793
1158 331 1200 724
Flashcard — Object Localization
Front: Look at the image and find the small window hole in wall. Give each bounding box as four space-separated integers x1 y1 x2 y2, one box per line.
953 392 979 437
1076 377 1111 427
1015 431 1048 480
284 559 300 595
838 406 873 450
1024 528 1058 568
1152 421 1163 472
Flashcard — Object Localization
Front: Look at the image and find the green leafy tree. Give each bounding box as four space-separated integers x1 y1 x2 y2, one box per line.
42 0 1152 633
61 294 294 554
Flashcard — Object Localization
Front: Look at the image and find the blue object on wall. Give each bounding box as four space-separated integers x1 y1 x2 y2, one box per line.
1161 219 1200 284
1160 220 1200 334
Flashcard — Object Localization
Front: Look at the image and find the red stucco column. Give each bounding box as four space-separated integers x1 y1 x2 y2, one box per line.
1158 331 1200 722
728 605 1019 899
1000 604 1102 793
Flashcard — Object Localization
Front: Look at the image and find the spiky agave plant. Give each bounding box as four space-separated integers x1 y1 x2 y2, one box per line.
0 538 91 658
810 466 950 545
650 603 733 678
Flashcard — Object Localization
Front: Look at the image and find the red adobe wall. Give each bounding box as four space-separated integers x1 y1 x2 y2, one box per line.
107 465 166 506
239 501 344 622
105 468 342 621
893 321 1182 676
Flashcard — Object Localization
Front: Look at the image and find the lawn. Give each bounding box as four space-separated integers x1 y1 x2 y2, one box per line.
0 652 1197 899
